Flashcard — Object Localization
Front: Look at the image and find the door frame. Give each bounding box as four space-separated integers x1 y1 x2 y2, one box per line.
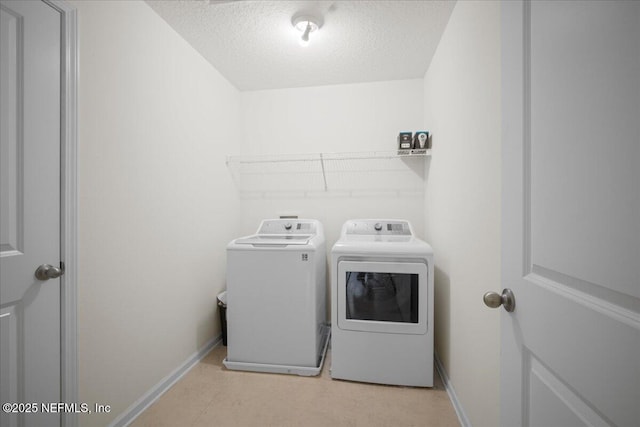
44 1 78 426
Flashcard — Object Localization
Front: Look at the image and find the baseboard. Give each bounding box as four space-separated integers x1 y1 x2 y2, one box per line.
434 353 472 427
108 335 222 427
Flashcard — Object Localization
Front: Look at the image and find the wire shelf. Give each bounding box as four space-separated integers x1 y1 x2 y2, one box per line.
226 150 430 194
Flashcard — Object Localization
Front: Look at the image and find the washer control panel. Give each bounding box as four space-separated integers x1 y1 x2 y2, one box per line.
344 220 412 236
257 219 316 234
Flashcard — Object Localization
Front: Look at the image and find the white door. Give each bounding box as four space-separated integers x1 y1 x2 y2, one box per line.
0 1 62 426
499 1 640 426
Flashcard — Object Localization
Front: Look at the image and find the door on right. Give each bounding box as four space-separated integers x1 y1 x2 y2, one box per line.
501 1 639 427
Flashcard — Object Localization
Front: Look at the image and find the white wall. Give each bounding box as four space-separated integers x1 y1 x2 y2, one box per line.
238 79 426 249
70 1 240 425
423 2 501 426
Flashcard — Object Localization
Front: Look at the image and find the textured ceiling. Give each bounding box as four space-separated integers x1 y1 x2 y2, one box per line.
145 0 455 91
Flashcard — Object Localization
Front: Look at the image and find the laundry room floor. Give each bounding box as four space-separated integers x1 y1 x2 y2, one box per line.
130 346 460 427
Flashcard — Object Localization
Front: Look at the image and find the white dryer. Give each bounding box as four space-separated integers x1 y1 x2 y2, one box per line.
224 219 329 376
331 219 434 387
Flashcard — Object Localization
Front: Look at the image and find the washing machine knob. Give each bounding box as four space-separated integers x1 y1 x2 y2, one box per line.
374 222 383 231
284 223 293 230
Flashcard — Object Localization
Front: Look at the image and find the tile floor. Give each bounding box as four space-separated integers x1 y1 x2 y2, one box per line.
130 346 460 427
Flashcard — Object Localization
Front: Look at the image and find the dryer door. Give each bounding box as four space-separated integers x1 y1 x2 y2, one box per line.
337 261 428 335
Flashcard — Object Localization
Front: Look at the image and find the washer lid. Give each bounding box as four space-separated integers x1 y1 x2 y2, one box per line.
234 234 312 246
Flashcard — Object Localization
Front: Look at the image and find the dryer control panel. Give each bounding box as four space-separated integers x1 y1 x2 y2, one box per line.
343 220 412 236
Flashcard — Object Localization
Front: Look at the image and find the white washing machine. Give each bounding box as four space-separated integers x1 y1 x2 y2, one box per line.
224 219 329 376
331 219 434 387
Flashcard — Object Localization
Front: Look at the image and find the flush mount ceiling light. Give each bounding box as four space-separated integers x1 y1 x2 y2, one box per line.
292 14 323 47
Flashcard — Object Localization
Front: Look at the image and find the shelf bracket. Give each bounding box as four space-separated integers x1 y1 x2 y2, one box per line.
319 153 328 191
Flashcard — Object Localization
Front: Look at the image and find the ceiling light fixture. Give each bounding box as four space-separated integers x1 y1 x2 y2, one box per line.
292 14 323 47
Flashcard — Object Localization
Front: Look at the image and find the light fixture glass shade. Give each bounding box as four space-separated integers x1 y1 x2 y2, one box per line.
292 14 322 47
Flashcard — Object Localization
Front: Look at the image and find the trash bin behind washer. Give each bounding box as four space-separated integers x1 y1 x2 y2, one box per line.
217 291 227 346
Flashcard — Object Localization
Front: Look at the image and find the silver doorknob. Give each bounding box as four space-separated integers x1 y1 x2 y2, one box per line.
35 264 64 281
483 288 515 312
